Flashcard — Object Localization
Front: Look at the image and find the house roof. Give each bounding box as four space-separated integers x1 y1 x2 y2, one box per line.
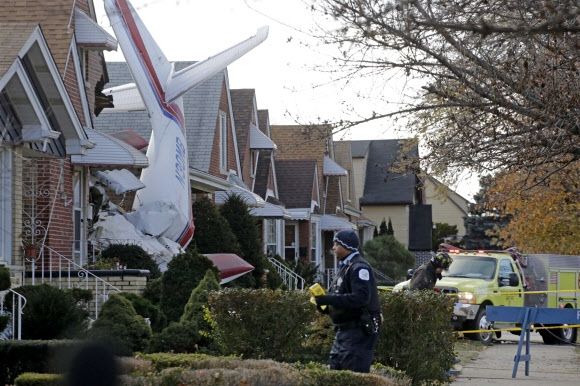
94 61 225 173
250 201 291 219
360 139 419 205
276 159 317 209
350 140 371 158
253 151 271 198
230 88 256 169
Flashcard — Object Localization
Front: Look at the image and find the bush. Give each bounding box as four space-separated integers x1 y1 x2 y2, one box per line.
206 288 313 362
0 265 10 291
87 293 151 356
160 250 219 323
376 290 456 385
189 197 241 255
146 321 201 354
99 244 161 279
3 285 88 340
119 292 167 333
362 234 416 282
220 193 266 288
142 277 162 306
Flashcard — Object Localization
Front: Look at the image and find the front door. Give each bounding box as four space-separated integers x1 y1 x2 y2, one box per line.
284 222 298 263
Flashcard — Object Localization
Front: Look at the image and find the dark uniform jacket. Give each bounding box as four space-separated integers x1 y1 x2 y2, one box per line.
316 253 381 325
409 261 438 290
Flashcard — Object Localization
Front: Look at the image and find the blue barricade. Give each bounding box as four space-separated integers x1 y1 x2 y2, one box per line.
487 306 580 378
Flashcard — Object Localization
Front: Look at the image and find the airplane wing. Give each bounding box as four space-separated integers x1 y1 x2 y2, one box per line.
101 83 146 112
165 26 269 104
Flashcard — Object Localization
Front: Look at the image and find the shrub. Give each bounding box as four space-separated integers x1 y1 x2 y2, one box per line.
362 234 416 282
146 321 201 354
119 292 167 333
189 197 241 255
0 265 10 291
3 285 88 340
219 193 266 288
207 288 313 362
376 290 456 385
87 293 151 356
142 277 162 306
99 244 162 279
160 250 219 323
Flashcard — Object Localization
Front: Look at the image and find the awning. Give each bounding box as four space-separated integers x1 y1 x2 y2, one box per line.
323 156 347 176
250 202 291 219
286 208 310 220
214 185 265 207
320 214 357 231
75 9 117 51
204 253 255 284
92 169 145 195
71 128 149 168
250 125 276 150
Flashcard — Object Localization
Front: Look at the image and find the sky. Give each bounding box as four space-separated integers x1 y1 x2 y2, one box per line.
94 0 479 200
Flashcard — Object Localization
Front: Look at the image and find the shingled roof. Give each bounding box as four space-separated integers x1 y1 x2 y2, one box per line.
93 61 225 173
230 89 256 170
276 159 317 209
360 139 420 205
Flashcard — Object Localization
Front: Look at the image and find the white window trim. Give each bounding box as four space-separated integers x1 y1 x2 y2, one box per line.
219 111 228 173
0 147 13 263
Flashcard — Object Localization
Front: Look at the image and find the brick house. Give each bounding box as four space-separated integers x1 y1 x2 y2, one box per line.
270 125 358 278
0 0 128 282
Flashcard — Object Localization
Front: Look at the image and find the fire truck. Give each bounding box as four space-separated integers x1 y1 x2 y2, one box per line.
393 246 580 345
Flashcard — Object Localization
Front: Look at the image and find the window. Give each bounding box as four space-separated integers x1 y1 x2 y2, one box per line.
265 219 277 258
310 222 318 264
250 150 257 177
346 171 351 202
219 112 227 171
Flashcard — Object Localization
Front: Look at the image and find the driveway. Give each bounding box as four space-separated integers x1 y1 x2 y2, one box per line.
452 332 580 385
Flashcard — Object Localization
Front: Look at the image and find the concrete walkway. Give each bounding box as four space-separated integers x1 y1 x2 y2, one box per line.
452 332 580 385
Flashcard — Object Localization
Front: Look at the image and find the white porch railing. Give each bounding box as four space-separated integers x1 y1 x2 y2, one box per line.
0 289 25 340
24 245 121 320
268 258 305 290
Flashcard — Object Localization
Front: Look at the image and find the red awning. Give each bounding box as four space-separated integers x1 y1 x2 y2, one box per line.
204 253 254 284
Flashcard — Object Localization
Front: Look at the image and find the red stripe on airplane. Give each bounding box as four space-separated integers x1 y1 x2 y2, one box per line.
113 0 185 129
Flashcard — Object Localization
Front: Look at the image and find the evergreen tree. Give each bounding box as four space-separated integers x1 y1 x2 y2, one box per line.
432 222 460 251
463 176 511 250
373 226 379 238
362 234 416 283
190 197 241 255
219 193 265 288
160 250 219 322
386 217 394 235
88 294 151 356
379 218 388 236
100 244 161 279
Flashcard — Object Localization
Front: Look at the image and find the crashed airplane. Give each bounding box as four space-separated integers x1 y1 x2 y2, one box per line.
101 0 268 248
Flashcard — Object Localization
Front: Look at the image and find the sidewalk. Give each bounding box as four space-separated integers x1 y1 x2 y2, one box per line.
452 332 580 385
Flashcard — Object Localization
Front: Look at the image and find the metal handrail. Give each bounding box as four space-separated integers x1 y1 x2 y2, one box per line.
25 245 121 319
268 258 305 290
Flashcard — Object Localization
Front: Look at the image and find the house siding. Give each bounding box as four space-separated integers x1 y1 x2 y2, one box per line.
361 205 409 246
424 179 468 236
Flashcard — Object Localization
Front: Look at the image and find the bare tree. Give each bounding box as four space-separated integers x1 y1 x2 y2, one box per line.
310 0 580 193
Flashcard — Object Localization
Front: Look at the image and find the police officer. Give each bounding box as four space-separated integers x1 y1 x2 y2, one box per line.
408 252 453 290
314 229 382 373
